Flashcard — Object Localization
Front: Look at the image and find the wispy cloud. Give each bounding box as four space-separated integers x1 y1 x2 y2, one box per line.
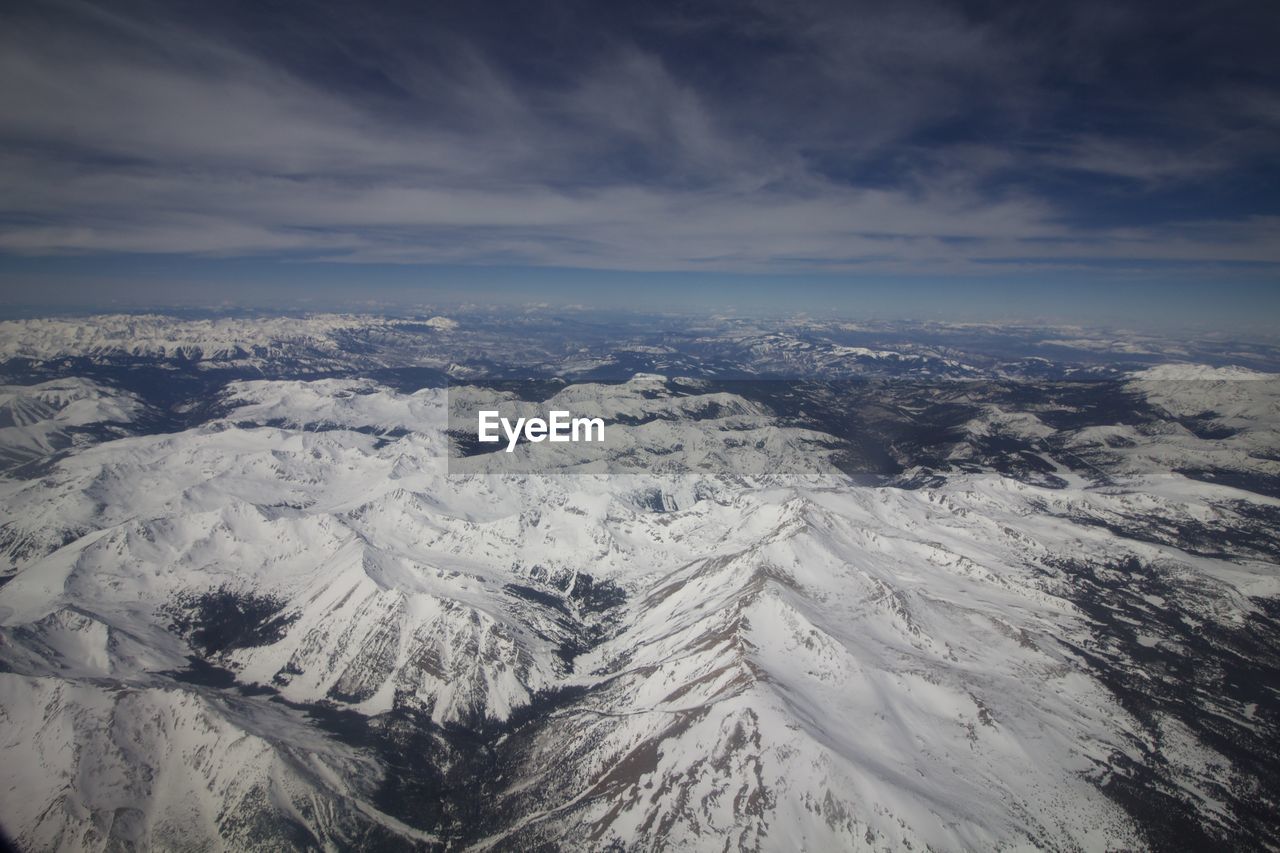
0 0 1276 278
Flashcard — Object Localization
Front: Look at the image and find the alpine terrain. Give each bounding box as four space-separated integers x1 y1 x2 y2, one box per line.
0 312 1277 852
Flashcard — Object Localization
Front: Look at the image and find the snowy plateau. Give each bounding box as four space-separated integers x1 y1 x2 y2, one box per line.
0 312 1277 852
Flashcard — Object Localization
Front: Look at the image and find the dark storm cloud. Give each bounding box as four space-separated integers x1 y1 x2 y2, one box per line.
0 0 1277 274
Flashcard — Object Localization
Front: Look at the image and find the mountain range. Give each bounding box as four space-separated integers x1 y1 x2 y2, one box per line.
1 312 1277 851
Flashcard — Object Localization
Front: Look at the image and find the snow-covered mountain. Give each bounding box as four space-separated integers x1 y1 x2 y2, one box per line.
1 315 1278 851
0 378 144 474
0 314 458 365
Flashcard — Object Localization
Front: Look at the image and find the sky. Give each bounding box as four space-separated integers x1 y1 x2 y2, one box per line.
0 0 1277 329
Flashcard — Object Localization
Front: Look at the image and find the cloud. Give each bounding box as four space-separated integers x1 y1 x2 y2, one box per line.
0 0 1276 279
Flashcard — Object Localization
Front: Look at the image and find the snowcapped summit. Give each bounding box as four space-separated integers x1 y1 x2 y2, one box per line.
0 377 144 473
0 313 458 365
424 316 459 331
1132 363 1276 381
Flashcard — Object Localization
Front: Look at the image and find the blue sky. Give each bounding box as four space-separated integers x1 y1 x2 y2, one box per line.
0 0 1277 328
